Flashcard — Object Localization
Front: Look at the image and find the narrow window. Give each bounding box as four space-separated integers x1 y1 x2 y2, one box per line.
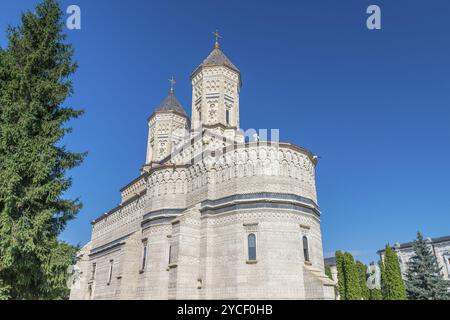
107 260 113 285
248 234 257 261
142 241 148 270
226 110 230 126
91 263 96 280
168 245 173 264
303 236 310 262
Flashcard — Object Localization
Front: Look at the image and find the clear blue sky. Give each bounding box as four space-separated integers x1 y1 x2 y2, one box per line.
1 0 449 264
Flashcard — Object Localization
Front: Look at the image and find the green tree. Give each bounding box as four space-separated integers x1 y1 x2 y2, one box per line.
0 280 11 300
42 242 79 300
344 252 362 300
368 261 382 300
369 287 383 300
380 245 407 300
0 0 84 299
336 251 346 299
356 261 370 300
335 251 362 300
405 233 450 300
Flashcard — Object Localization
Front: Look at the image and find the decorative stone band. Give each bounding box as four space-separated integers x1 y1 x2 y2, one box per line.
200 192 320 219
141 209 185 230
120 141 318 205
91 189 147 225
142 209 185 221
141 216 175 230
201 192 318 211
140 193 320 230
89 233 133 257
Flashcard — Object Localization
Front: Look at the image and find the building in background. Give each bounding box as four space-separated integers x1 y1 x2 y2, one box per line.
377 235 450 280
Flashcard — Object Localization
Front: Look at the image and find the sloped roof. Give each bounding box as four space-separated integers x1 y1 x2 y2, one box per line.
154 92 187 117
377 234 450 254
191 48 240 77
324 256 337 266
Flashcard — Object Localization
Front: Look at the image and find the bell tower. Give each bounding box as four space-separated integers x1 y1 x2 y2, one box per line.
190 31 242 133
145 78 189 166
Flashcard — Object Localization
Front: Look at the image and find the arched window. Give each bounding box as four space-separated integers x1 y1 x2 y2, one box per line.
248 234 257 261
303 236 310 262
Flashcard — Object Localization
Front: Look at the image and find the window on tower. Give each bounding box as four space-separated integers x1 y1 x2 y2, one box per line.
248 234 257 261
141 240 148 271
303 236 310 263
107 260 114 285
226 110 230 126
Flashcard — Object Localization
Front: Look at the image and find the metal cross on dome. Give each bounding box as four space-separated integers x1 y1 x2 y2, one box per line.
169 76 176 94
212 30 222 49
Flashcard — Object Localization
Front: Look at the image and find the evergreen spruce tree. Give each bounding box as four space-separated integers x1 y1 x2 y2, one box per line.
380 245 407 300
356 261 370 300
0 0 84 299
0 280 10 300
405 233 450 300
42 242 79 300
368 261 382 300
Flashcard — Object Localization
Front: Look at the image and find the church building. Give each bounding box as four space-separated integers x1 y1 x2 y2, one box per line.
69 34 335 300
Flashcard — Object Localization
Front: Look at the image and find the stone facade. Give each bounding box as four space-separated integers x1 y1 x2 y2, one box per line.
69 40 335 300
378 235 450 281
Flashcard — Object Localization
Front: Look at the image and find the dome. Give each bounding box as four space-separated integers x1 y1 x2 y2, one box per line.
153 91 187 117
191 47 241 82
